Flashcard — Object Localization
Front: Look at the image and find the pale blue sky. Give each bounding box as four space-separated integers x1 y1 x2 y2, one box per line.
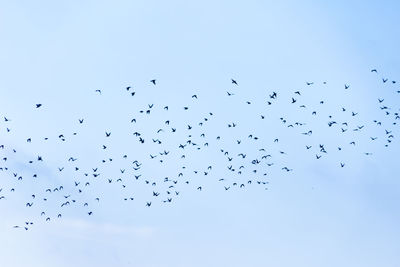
0 1 400 267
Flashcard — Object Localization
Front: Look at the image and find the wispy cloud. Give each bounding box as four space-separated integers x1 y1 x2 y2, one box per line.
54 218 156 238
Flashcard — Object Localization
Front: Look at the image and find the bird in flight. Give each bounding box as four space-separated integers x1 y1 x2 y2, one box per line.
4 69 398 230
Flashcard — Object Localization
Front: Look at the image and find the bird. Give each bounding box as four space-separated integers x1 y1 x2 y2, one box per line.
3 68 398 231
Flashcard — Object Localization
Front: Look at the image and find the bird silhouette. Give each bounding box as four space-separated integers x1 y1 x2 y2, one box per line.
3 69 399 230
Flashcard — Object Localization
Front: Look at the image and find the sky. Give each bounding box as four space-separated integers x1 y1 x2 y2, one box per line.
0 1 400 267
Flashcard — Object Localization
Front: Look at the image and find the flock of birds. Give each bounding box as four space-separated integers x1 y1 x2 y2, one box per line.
0 69 399 230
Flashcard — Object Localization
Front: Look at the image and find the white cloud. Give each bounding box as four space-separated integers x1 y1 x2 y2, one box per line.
54 218 156 238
